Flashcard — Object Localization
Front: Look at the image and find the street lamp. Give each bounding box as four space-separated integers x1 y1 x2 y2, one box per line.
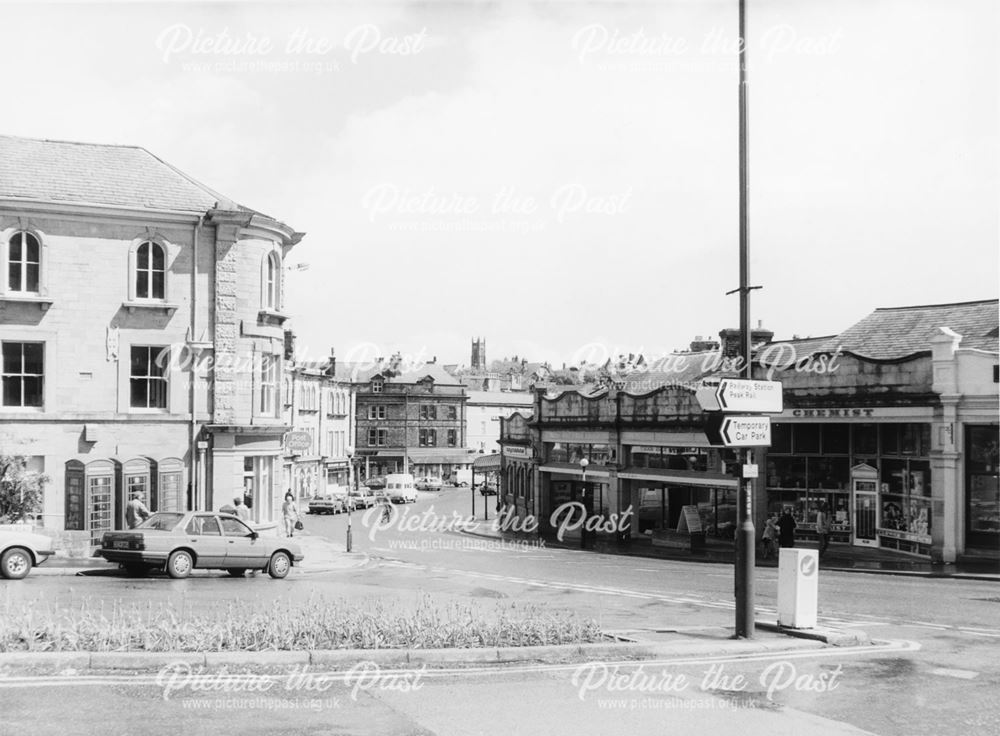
346 445 355 553
579 457 590 550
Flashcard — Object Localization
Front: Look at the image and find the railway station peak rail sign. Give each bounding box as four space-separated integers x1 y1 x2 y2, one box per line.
696 378 783 414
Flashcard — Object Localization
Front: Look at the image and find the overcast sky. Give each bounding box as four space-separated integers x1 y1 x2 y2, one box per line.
3 0 996 367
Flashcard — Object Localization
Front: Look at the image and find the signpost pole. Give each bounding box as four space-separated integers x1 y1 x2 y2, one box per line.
735 0 755 639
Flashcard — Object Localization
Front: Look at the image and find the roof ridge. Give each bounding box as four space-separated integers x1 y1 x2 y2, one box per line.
873 298 999 312
139 146 251 213
0 133 146 151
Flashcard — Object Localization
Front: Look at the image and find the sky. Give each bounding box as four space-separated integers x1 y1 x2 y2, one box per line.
1 0 996 368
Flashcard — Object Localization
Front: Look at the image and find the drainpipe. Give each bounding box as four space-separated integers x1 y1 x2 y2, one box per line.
190 215 204 510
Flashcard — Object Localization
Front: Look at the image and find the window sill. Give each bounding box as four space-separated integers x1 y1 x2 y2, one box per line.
123 300 179 316
0 294 53 311
258 309 289 326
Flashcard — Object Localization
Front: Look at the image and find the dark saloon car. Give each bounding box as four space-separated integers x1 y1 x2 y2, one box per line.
99 512 303 579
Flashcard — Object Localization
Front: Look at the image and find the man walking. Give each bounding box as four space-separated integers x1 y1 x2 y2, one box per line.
816 502 832 558
125 492 151 529
233 494 251 521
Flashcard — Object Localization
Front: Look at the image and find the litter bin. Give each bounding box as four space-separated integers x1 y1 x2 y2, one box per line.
777 548 818 629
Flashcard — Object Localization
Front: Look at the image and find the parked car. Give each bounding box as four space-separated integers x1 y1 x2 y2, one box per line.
479 480 498 496
348 488 377 509
0 528 56 580
415 476 443 491
98 511 303 579
385 473 418 503
308 494 346 515
364 476 386 490
449 469 472 487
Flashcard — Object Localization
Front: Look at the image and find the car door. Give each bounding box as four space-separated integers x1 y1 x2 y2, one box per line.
220 516 266 569
183 514 228 567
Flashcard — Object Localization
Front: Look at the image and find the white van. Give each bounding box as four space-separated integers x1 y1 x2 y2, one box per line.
385 473 418 503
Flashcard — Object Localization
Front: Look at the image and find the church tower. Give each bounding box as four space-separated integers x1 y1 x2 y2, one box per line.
471 337 487 371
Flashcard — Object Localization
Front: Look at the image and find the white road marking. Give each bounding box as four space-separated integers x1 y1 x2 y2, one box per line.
930 668 979 680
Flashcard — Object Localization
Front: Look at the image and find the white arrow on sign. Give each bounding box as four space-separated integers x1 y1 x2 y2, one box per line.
705 415 772 447
695 380 721 411
716 378 783 413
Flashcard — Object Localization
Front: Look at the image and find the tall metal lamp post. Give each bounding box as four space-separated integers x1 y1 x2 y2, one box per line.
579 457 589 549
345 446 355 553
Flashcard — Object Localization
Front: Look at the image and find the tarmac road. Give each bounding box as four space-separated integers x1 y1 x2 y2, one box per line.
2 488 998 735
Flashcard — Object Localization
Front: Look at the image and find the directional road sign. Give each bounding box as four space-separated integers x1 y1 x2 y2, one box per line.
704 414 772 447
694 380 721 411
697 378 783 413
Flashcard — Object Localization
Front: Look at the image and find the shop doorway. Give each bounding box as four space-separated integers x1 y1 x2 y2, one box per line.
851 464 879 547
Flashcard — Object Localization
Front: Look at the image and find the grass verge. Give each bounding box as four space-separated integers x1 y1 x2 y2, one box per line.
0 594 602 652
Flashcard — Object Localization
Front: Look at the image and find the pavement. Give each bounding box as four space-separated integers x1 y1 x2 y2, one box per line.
458 520 1000 581
30 530 370 576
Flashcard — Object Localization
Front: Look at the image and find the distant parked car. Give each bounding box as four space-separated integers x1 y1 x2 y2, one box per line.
349 488 377 509
415 477 443 491
0 528 56 580
98 511 303 579
308 494 346 515
479 481 498 496
364 477 386 490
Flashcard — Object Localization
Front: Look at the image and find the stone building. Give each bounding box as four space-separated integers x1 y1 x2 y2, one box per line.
344 357 473 480
0 135 303 550
499 300 999 564
281 355 354 500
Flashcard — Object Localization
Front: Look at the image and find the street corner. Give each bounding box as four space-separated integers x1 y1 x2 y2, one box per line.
291 535 371 573
756 620 871 648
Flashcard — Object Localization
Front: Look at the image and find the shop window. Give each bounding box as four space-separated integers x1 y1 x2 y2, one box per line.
853 424 878 456
768 456 806 488
822 424 849 455
794 424 820 454
130 346 168 409
547 443 568 463
770 423 791 454
806 456 849 490
2 341 44 408
900 424 921 455
880 425 899 455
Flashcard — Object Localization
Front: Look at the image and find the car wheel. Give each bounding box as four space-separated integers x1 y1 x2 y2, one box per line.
227 568 246 577
166 549 194 579
0 547 32 580
268 551 291 579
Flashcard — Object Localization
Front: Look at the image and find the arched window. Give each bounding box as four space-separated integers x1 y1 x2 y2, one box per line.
8 231 40 293
264 251 280 310
135 241 165 300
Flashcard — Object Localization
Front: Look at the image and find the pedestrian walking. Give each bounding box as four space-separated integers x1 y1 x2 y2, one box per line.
233 495 251 521
282 491 300 537
777 507 797 549
816 502 832 558
762 513 778 559
125 492 151 529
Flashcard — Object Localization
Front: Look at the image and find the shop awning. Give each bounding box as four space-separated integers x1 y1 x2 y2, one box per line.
472 453 502 471
408 450 478 465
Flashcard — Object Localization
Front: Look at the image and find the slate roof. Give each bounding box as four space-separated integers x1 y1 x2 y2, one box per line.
820 299 999 359
334 361 463 386
0 135 253 214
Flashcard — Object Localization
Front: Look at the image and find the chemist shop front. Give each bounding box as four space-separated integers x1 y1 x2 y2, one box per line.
765 408 935 557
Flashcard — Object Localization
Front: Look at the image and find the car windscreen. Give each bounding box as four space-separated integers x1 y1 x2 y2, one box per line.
138 512 185 531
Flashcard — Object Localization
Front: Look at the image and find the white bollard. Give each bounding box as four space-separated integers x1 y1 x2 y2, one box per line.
777 548 819 628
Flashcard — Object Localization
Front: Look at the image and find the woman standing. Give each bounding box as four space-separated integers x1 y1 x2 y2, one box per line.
282 491 300 537
762 513 778 559
777 507 797 548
